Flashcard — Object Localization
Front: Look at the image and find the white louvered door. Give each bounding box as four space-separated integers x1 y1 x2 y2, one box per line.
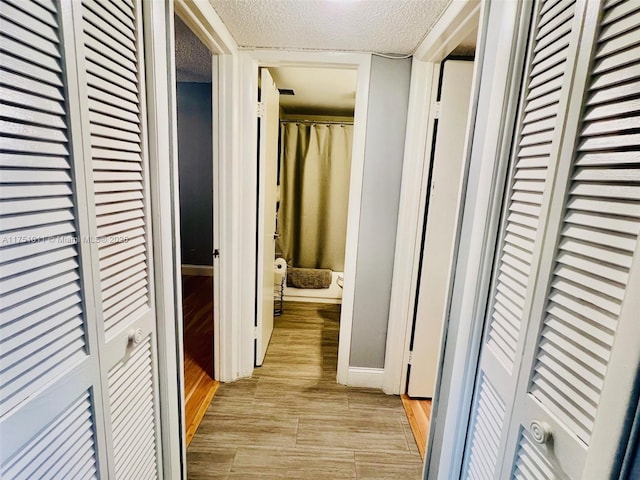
0 0 107 477
461 1 588 477
70 0 162 477
1 0 163 478
463 0 640 479
501 1 640 478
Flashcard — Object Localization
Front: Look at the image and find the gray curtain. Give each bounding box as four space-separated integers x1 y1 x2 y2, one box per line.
277 122 353 271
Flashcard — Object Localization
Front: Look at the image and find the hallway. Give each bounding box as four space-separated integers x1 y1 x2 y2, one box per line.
187 302 423 479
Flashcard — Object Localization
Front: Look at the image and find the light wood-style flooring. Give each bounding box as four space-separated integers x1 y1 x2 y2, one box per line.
401 395 432 459
187 301 424 479
182 275 219 445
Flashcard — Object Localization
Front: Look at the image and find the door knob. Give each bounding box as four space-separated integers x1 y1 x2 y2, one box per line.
530 420 552 444
128 328 143 346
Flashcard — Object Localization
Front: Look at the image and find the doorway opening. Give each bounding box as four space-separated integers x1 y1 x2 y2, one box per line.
401 21 479 459
255 65 358 379
173 14 218 445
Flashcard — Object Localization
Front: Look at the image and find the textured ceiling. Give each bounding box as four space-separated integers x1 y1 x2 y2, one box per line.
269 66 357 116
209 0 452 55
175 15 212 82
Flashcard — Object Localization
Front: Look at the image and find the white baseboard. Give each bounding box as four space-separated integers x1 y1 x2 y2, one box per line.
181 264 214 276
346 367 385 389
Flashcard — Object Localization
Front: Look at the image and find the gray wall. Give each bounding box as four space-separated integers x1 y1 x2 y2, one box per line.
349 56 412 368
177 82 213 266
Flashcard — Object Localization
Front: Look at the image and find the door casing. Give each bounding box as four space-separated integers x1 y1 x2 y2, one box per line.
383 0 483 397
145 1 237 477
407 59 475 399
242 50 372 385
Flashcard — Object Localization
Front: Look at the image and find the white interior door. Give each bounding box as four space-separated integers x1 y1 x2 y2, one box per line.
408 60 474 398
461 1 588 476
1 0 164 478
73 0 163 476
463 1 640 478
255 67 279 366
0 0 108 476
499 2 640 478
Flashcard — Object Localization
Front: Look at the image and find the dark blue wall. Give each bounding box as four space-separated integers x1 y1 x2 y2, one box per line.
177 82 213 266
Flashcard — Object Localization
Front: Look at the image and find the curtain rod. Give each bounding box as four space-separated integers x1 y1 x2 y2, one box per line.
281 119 354 125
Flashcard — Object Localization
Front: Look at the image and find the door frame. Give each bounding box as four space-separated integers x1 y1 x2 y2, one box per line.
173 0 236 384
406 58 476 399
420 1 535 478
383 0 482 395
144 1 238 477
240 50 372 384
255 67 279 366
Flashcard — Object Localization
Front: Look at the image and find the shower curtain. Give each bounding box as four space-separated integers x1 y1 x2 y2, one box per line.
277 122 354 271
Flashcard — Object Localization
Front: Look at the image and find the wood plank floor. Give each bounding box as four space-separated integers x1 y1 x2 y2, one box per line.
187 301 424 479
401 395 432 459
182 275 219 446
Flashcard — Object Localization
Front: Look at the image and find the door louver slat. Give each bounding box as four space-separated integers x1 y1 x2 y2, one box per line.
83 0 134 41
98 230 145 259
485 0 577 377
3 0 56 26
0 392 98 480
528 3 640 445
92 0 134 30
82 7 135 55
108 337 158 479
0 86 64 116
463 375 506 479
512 429 555 479
0 71 63 103
86 44 138 81
1 304 81 351
0 0 88 417
0 2 58 43
80 0 149 338
1 36 62 75
602 0 639 24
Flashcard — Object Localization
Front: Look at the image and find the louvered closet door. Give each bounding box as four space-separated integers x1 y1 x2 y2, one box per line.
0 0 107 478
71 0 162 477
500 1 640 478
461 1 588 478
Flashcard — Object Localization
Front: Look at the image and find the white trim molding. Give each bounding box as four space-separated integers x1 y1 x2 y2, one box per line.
216 52 243 383
384 0 481 396
414 0 481 61
382 59 438 395
174 0 235 54
424 1 534 479
174 0 241 383
147 0 240 476
181 264 214 276
144 1 183 477
238 50 372 387
346 368 385 389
